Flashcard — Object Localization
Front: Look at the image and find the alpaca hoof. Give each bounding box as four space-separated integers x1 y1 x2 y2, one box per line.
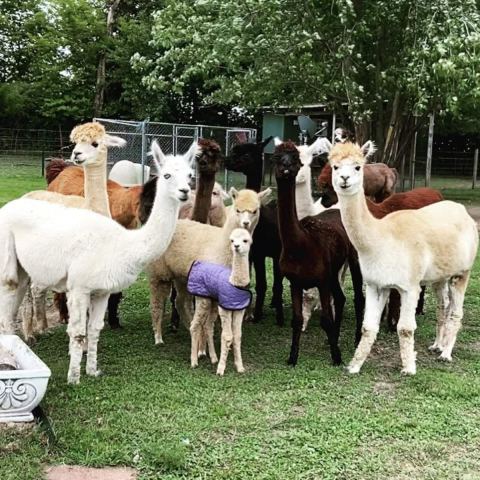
109 323 122 330
236 365 245 374
438 353 452 362
25 336 36 347
332 358 343 366
191 361 198 369
428 344 441 353
210 356 218 365
216 366 225 376
67 375 80 385
401 366 416 375
287 356 297 366
154 337 164 346
86 368 102 377
346 364 360 374
198 350 207 358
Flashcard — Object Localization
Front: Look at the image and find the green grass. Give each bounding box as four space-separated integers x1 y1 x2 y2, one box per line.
1 176 480 479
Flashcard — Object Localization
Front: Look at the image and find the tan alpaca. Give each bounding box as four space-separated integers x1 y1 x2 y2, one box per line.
21 122 125 339
189 228 252 375
329 141 478 375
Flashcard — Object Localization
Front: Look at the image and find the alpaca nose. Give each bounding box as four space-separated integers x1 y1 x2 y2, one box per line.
73 151 80 158
179 188 189 195
242 220 250 228
234 244 240 251
340 175 349 182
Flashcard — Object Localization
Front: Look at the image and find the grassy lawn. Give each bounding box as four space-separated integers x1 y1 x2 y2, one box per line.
1 174 480 479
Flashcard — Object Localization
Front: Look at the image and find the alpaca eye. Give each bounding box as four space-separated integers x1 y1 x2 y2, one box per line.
236 209 241 214
333 165 339 170
212 191 218 196
164 173 171 179
355 166 361 171
92 142 98 148
252 210 257 214
243 239 248 243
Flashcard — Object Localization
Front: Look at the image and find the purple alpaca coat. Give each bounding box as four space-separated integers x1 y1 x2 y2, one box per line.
187 261 252 310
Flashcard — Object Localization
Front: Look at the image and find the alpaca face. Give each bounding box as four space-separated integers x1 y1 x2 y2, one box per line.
210 182 228 210
225 137 272 174
272 139 302 181
230 228 252 256
229 187 271 232
330 141 375 196
71 134 126 166
197 139 223 175
151 140 196 202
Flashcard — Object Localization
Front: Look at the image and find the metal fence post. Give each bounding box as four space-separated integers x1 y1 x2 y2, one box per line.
473 148 479 189
425 113 435 187
140 119 149 184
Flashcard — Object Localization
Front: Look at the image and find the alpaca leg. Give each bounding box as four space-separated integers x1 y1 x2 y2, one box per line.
216 308 233 376
287 284 304 366
169 286 180 332
205 302 218 364
416 286 426 315
189 298 209 368
107 292 122 329
232 310 245 373
318 286 343 365
32 285 48 333
21 283 35 342
66 291 90 384
1 269 28 335
397 288 421 375
347 285 389 374
302 288 319 332
348 254 365 346
252 256 266 323
54 292 69 323
439 273 470 362
272 259 285 326
149 279 170 345
386 289 401 333
174 281 194 329
86 294 109 377
429 281 450 353
330 279 346 364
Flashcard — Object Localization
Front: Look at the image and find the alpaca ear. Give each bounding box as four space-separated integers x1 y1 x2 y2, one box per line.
220 188 230 201
258 187 272 205
273 137 283 147
334 128 346 143
260 136 273 149
150 140 166 172
229 187 239 200
361 141 376 160
104 134 127 148
309 137 332 156
186 141 201 167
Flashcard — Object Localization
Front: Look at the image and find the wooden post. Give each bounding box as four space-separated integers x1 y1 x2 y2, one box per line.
425 113 435 187
331 112 336 143
409 130 417 190
473 148 479 189
400 153 406 192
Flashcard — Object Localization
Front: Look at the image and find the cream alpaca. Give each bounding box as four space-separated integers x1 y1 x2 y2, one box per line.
190 228 252 375
21 122 126 339
0 140 194 384
147 166 271 346
329 141 478 375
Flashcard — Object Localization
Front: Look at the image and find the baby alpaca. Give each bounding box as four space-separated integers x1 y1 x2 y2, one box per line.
189 228 252 375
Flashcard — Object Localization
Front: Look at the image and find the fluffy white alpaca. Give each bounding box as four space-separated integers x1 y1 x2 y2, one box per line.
0 140 195 384
21 122 126 338
329 141 478 375
189 228 252 375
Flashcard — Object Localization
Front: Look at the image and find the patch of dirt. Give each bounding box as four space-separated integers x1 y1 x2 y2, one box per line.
372 381 396 397
45 466 137 480
14 296 65 335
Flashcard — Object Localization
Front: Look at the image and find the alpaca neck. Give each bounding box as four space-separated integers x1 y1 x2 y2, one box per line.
337 188 379 253
295 174 314 220
191 172 215 223
84 149 110 217
276 176 305 250
129 183 180 266
207 212 240 265
245 164 263 192
229 252 250 287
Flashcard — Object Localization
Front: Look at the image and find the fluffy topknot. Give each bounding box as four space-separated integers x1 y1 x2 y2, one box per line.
274 140 298 154
328 142 366 166
70 122 106 144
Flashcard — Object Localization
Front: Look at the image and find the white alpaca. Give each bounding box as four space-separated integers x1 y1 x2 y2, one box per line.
328 140 478 375
21 122 126 338
0 140 195 384
189 228 252 375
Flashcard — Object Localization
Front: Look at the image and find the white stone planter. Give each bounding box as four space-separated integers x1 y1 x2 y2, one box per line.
0 335 51 423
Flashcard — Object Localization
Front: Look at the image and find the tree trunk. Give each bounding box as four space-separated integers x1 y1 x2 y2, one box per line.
93 0 121 118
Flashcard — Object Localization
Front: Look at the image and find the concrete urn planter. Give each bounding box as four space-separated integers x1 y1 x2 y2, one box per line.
0 335 51 423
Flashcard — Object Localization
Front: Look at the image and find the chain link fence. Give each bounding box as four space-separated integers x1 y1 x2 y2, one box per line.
94 118 257 189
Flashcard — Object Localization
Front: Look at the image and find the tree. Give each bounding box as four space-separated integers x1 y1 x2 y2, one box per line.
134 0 480 164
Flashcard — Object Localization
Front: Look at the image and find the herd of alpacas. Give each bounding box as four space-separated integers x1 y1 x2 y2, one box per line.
0 121 478 384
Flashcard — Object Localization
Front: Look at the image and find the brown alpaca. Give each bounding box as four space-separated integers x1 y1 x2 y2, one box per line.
318 162 398 205
273 139 365 366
